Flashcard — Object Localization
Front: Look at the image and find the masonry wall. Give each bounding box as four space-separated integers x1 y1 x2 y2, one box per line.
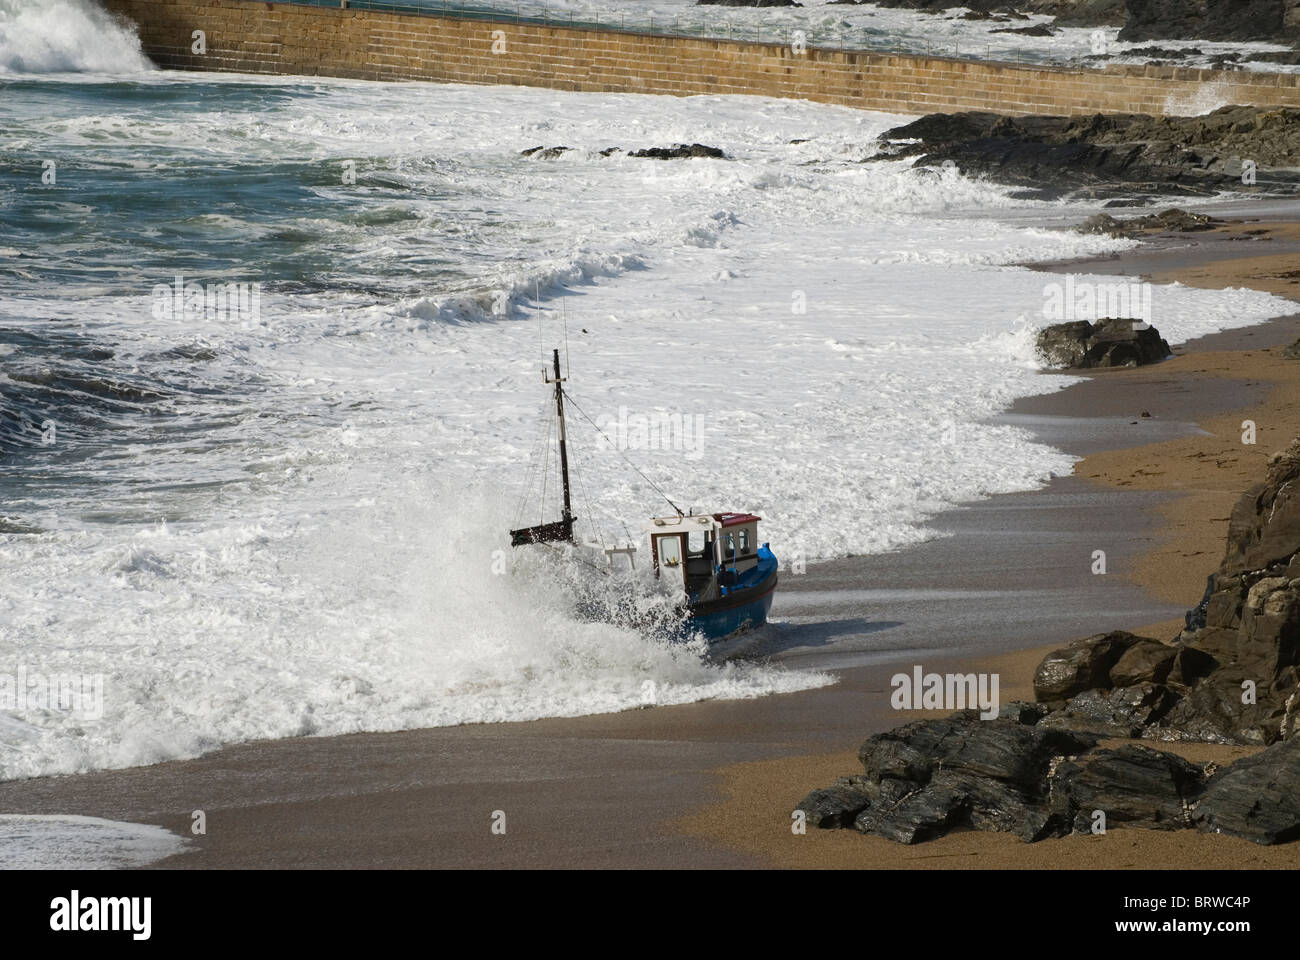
101 0 1300 117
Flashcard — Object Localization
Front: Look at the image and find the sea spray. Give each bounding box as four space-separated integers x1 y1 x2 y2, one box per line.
0 0 153 75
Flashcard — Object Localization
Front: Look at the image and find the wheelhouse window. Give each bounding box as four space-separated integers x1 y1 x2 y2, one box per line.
658 536 682 567
738 528 751 553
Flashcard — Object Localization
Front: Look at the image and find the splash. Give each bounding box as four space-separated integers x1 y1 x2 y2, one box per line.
0 0 153 75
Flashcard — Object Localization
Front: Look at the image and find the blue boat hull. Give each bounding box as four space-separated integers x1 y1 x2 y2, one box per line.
686 562 778 641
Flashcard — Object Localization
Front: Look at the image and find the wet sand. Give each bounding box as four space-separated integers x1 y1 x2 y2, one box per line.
686 215 1300 869
4 215 1300 869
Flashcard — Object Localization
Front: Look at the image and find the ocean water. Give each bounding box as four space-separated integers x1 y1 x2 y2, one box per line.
374 0 1300 76
0 813 187 868
0 0 1293 783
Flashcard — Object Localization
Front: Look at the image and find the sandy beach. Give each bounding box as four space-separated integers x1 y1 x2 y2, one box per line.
3 214 1300 869
684 215 1300 869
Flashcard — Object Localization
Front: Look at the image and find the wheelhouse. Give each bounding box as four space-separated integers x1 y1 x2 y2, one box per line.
646 512 765 602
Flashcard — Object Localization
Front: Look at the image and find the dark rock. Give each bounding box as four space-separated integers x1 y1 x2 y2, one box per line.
858 714 1099 791
1186 572 1216 630
1160 674 1258 744
1248 49 1300 66
1038 684 1178 737
1195 737 1300 843
1130 207 1218 232
1110 640 1179 686
854 767 1059 844
1283 338 1300 359
1120 0 1298 43
1078 213 1131 237
844 715 1099 843
801 431 1300 848
1163 438 1300 743
1035 319 1171 369
803 692 1300 845
1168 645 1219 686
999 700 1050 724
804 713 1239 845
1034 631 1148 701
874 107 1300 202
804 433 1300 845
796 777 874 828
628 143 726 160
990 24 1057 35
520 145 572 159
1025 444 1300 743
1034 320 1094 369
1221 440 1300 579
1049 744 1204 832
866 0 1124 27
1123 44 1203 58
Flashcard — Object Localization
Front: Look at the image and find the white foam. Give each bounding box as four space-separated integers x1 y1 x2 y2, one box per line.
0 0 153 76
0 815 187 869
458 0 1300 74
0 76 1292 784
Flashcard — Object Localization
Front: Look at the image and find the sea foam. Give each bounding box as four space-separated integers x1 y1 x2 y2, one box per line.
0 0 154 75
0 70 1292 785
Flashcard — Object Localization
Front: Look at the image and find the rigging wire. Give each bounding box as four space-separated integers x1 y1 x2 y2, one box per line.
562 389 686 519
513 394 554 530
569 429 605 551
539 407 554 527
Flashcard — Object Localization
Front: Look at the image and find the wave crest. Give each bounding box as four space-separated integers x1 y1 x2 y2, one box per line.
0 0 153 76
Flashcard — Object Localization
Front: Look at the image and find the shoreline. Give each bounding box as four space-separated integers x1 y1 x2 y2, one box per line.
683 214 1300 868
3 215 1300 869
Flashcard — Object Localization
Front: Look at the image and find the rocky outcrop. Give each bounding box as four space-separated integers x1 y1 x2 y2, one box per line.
798 714 1100 844
1120 0 1300 43
801 437 1300 846
1033 440 1300 746
1035 319 1171 369
628 144 726 159
860 0 1125 27
1048 743 1203 833
990 24 1058 36
874 107 1300 202
522 144 727 160
1196 737 1300 843
798 710 1300 844
1078 208 1219 238
520 145 571 159
1171 441 1300 743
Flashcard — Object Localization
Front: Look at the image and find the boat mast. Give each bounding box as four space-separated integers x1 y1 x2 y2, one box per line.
547 347 574 532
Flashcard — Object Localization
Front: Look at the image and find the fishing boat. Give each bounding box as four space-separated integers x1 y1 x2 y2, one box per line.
509 348 778 640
